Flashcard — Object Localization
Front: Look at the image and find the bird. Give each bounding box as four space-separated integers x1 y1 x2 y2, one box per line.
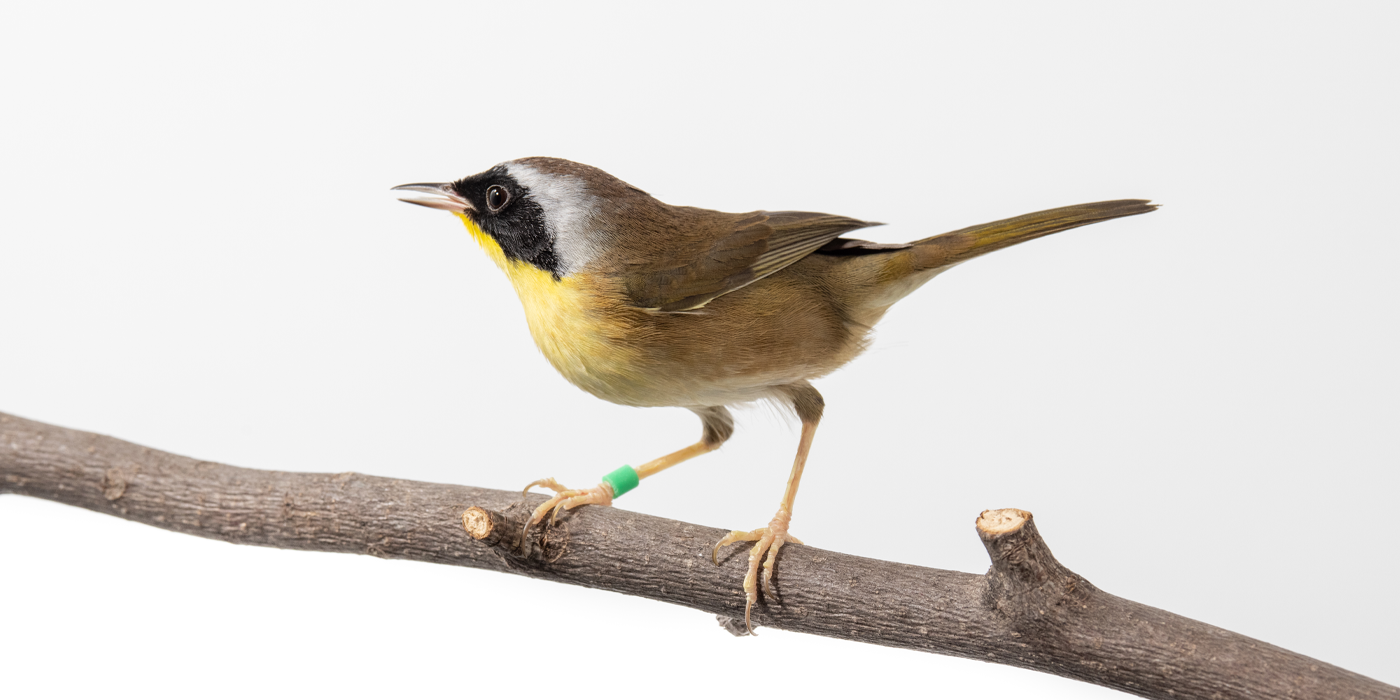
393 157 1156 633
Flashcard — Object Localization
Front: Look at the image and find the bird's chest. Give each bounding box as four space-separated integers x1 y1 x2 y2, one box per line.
514 273 607 368
502 264 646 401
460 217 642 401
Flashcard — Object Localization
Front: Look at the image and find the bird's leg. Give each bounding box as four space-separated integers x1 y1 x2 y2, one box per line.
521 441 706 528
522 407 733 533
712 384 822 635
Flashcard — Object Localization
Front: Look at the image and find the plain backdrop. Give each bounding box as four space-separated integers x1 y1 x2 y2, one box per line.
2 2 1396 697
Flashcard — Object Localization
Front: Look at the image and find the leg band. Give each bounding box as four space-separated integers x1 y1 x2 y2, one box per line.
600 465 639 498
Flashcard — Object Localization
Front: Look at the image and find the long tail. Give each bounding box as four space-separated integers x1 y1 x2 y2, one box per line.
909 199 1158 272
837 199 1157 315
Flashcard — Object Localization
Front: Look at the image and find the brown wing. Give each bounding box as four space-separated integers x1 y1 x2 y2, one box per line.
624 211 880 312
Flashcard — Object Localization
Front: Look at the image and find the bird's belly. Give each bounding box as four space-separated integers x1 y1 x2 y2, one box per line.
522 306 771 409
514 273 862 409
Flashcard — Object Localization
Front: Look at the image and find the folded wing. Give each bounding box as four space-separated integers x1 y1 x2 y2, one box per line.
624 211 881 312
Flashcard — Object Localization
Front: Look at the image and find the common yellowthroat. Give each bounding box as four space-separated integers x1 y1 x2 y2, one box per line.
394 158 1155 633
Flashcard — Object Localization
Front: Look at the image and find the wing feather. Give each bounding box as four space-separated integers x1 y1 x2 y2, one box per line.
626 211 879 312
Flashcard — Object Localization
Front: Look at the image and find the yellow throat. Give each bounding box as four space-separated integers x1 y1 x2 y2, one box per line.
453 213 630 394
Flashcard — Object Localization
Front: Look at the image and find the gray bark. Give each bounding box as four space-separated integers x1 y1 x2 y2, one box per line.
2 411 1394 700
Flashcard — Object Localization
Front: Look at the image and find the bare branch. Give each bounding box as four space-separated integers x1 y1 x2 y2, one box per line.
2 411 1394 700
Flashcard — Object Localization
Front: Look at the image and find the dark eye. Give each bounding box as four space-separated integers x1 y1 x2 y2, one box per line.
486 185 510 212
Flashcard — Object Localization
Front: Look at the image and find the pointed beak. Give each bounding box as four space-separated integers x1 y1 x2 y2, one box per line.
391 182 474 213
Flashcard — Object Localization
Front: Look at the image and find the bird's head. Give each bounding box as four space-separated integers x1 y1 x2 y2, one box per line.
394 157 645 280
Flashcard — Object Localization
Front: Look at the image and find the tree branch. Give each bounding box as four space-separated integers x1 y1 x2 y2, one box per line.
2 411 1394 700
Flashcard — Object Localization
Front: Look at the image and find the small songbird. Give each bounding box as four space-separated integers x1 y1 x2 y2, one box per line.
394 158 1155 633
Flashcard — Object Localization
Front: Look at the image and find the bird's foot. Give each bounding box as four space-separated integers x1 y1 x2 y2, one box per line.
521 478 614 532
711 506 803 635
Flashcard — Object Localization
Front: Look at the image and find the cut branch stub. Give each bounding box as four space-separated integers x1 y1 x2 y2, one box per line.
977 508 1097 625
462 506 519 549
461 505 569 564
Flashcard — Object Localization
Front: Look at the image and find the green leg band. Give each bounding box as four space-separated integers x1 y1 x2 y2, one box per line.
601 465 639 498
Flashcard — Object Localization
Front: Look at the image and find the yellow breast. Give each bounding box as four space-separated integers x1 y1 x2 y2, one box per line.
456 214 639 399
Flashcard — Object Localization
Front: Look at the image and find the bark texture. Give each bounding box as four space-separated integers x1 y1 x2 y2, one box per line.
2 411 1394 700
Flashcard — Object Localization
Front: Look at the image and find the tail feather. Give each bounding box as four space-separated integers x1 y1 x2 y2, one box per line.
909 199 1158 272
838 199 1157 318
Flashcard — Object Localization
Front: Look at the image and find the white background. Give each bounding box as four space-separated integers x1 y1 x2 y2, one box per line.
2 2 1396 697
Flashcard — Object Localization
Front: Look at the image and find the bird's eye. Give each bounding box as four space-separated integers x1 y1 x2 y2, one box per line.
486 185 510 212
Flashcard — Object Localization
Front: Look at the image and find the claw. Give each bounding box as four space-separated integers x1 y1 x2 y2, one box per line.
712 507 799 636
712 528 764 565
761 542 782 602
520 479 615 536
522 477 565 498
